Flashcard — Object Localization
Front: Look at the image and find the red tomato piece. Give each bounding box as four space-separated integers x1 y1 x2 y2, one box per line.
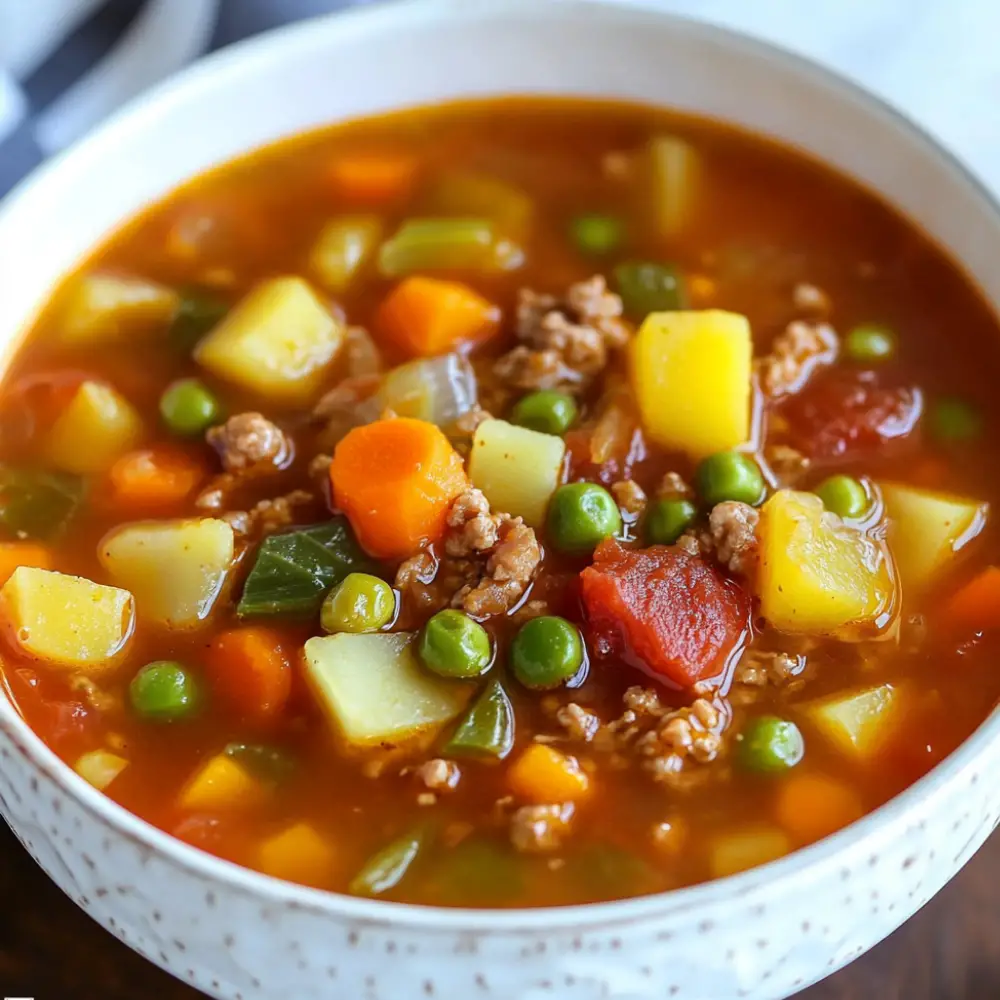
779 368 922 462
579 540 751 688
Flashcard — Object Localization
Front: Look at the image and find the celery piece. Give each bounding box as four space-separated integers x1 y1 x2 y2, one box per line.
309 215 384 294
378 217 522 277
647 135 700 240
350 827 428 897
425 169 534 238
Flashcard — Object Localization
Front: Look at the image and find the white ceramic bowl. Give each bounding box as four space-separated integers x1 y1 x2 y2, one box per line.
1 2 999 998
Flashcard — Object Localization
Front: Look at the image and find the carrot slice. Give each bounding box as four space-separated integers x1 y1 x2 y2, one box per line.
507 744 591 804
108 447 205 506
939 566 1000 635
331 417 468 560
0 542 53 587
328 152 417 204
206 627 293 722
775 772 863 845
376 276 499 358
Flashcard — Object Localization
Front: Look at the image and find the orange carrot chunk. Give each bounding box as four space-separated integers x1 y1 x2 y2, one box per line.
775 772 864 845
328 152 417 204
0 542 53 587
376 276 499 358
331 417 468 560
108 447 205 506
206 627 293 722
507 744 591 804
939 566 1000 635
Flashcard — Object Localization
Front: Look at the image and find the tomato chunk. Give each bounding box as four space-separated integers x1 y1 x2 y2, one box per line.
579 540 750 688
779 369 922 462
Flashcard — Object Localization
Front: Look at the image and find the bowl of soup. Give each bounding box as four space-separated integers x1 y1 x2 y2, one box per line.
1 1 999 998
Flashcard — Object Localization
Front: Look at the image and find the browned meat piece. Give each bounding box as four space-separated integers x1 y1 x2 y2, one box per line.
758 319 838 396
707 501 759 577
207 412 291 473
764 443 810 486
455 517 541 617
556 703 602 742
445 487 501 557
414 758 461 792
611 479 647 516
509 803 574 852
792 282 831 315
657 471 693 499
343 325 382 377
494 276 631 393
308 453 332 488
733 649 804 687
222 490 315 538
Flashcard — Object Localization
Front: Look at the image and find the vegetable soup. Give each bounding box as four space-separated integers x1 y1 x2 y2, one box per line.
3 98 1000 908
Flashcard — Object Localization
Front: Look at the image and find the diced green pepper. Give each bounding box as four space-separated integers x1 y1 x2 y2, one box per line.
430 836 523 905
614 261 687 320
350 827 427 897
223 742 296 783
570 214 624 256
445 677 514 759
378 218 522 277
0 466 84 540
168 289 228 353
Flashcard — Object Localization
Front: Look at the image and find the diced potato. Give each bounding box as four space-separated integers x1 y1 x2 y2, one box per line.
194 276 343 404
45 381 143 475
309 216 383 293
646 134 700 240
0 567 133 672
178 753 268 812
881 483 988 593
709 825 790 879
468 418 565 527
58 273 179 345
99 518 234 630
74 749 128 790
758 490 895 636
805 684 898 759
303 632 471 750
258 822 335 885
630 310 751 458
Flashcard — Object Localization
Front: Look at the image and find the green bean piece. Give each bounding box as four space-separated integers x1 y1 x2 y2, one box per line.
511 616 585 691
844 323 896 363
129 661 201 722
223 742 296 783
815 475 869 519
159 377 223 436
738 716 805 773
350 827 427 897
377 217 521 276
929 396 983 443
168 290 228 353
546 482 622 556
320 572 395 633
445 677 515 759
570 214 624 256
0 466 83 540
510 390 578 436
614 261 687 320
309 215 383 293
645 498 698 545
418 610 492 679
695 452 766 507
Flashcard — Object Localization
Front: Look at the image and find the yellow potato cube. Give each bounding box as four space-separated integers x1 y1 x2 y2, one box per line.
758 490 895 635
99 518 234 630
467 418 565 527
805 684 898 759
194 276 343 404
0 566 133 672
58 273 179 345
630 310 751 458
74 749 129 790
178 754 267 812
45 381 143 475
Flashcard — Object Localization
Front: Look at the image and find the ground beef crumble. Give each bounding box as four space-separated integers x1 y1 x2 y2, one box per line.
733 649 805 688
707 501 759 577
221 490 315 538
455 517 541 617
509 803 574 852
657 471 692 499
758 319 838 397
494 276 631 393
611 479 647 517
207 412 291 473
555 703 601 742
414 758 461 792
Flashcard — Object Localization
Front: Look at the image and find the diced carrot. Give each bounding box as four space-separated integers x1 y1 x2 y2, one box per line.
774 773 863 845
108 447 205 506
0 542 52 587
939 566 1000 635
206 627 293 722
376 276 499 358
328 152 417 204
258 822 335 886
507 744 591 804
331 417 468 560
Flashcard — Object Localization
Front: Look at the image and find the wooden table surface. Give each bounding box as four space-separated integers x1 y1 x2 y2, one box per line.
0 819 995 999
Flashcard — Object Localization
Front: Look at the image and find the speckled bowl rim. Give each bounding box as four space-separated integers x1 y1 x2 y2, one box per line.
2 0 1000 936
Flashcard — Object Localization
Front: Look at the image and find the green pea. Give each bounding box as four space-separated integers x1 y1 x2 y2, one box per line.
695 451 765 507
815 475 869 519
844 323 896 363
546 482 622 555
510 390 578 436
419 610 492 679
321 572 395 633
159 378 223 436
129 661 200 721
737 716 804 773
614 261 686 320
510 615 584 690
645 498 698 545
929 396 982 443
570 214 624 256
